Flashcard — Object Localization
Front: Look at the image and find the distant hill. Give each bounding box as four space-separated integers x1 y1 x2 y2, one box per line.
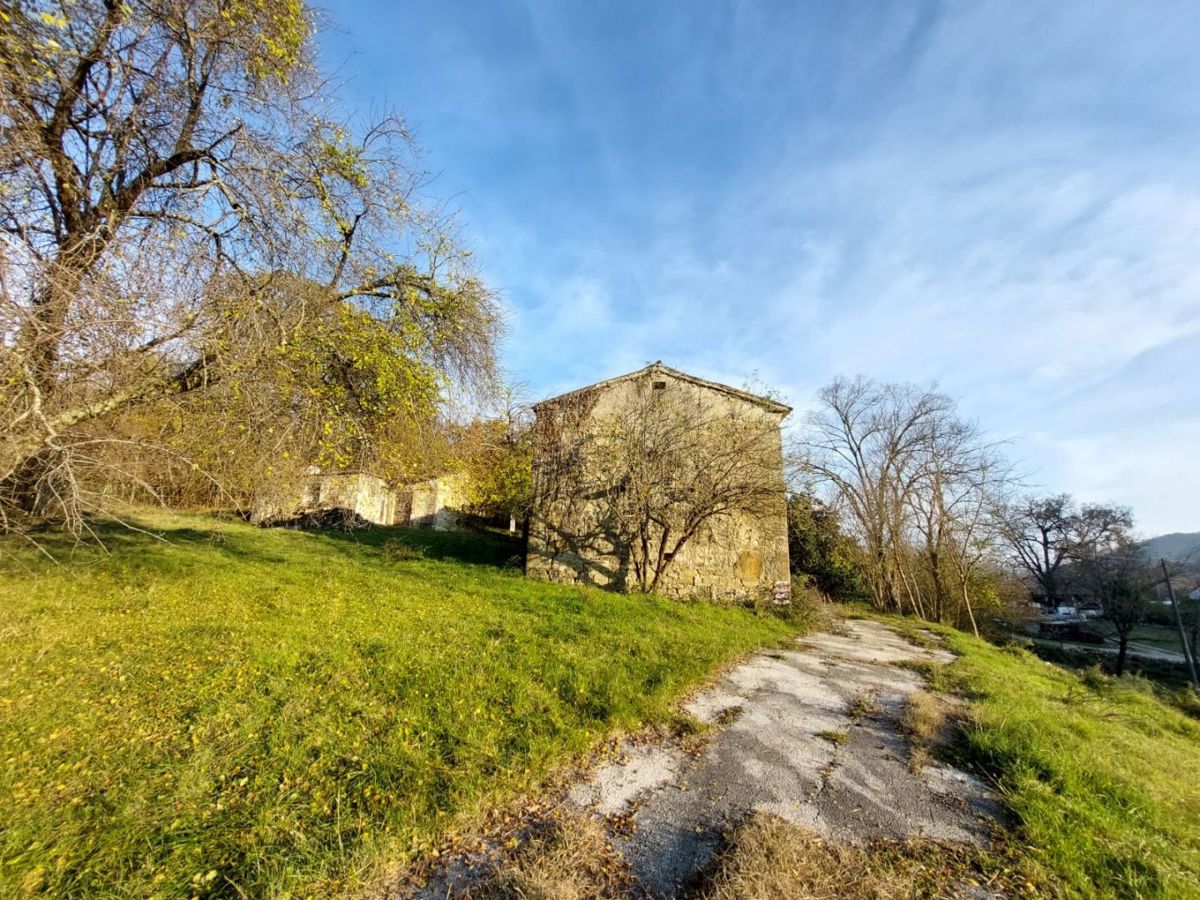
1141 532 1200 563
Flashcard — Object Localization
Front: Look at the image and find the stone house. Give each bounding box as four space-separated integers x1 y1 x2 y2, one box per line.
526 362 791 601
252 468 467 530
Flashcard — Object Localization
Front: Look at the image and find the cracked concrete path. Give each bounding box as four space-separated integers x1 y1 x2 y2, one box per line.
567 619 1002 897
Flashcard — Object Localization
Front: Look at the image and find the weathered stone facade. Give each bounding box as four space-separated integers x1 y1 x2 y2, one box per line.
252 468 467 531
526 363 791 602
252 469 399 525
396 473 467 531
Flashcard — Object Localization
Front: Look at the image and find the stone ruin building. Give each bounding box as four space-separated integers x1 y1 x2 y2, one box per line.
526 362 791 602
251 468 466 530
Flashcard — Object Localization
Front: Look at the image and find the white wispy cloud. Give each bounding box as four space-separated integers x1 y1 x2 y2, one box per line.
322 0 1200 532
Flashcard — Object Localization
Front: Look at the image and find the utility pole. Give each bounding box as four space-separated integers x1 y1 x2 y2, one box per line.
1162 558 1200 691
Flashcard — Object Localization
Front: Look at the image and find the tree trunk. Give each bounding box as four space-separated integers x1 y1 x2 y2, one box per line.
867 543 889 610
0 451 57 517
1115 635 1128 677
960 580 980 639
925 532 944 622
930 556 944 623
897 560 926 620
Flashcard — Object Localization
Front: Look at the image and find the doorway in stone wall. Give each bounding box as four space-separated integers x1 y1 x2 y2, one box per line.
395 489 413 526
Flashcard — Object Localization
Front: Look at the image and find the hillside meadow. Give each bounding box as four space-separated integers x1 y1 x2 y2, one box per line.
0 511 796 897
880 615 1200 899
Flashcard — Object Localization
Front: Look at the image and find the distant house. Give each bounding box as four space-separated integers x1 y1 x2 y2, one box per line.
526 362 791 601
1029 588 1097 614
252 467 467 530
1151 574 1200 604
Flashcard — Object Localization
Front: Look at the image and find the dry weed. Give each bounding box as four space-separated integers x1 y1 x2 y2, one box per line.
695 812 993 900
900 690 958 771
478 811 630 899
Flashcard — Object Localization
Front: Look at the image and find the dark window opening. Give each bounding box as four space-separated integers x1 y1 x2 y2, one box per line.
652 380 667 390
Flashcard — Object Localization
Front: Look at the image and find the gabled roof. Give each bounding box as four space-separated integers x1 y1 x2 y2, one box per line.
532 362 792 416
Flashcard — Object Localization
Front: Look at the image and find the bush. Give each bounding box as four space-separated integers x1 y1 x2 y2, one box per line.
752 578 830 632
1143 602 1177 628
786 493 868 603
262 507 373 531
380 538 426 562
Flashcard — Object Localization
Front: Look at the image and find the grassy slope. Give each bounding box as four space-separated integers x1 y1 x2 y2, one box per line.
0 511 794 898
895 619 1200 898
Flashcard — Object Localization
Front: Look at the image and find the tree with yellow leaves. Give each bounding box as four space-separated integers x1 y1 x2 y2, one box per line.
0 0 500 532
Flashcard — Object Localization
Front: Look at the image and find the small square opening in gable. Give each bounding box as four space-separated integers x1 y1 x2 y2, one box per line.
652 380 667 390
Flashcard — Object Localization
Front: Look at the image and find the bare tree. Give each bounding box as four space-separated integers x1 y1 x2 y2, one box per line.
906 411 974 624
1077 533 1149 676
0 0 499 534
995 495 1074 605
997 495 1133 605
800 377 1018 633
802 377 955 614
910 434 1013 636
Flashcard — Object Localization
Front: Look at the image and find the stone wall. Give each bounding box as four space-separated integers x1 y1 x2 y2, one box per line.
251 470 398 525
526 368 790 602
253 469 470 530
399 473 467 531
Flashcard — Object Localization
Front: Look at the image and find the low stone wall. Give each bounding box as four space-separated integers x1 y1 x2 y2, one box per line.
251 472 397 526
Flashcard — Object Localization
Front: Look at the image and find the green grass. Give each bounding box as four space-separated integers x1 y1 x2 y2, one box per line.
0 510 795 898
899 620 1200 898
815 729 849 746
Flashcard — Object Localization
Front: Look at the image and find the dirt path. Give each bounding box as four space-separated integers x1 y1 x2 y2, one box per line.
402 619 1001 898
567 619 1001 897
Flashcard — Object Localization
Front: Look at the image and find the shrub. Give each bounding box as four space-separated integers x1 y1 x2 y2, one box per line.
380 538 426 562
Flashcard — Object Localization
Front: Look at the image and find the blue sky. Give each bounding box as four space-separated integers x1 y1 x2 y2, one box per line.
320 0 1200 535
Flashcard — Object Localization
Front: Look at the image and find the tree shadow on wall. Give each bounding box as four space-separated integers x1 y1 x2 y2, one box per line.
531 507 633 591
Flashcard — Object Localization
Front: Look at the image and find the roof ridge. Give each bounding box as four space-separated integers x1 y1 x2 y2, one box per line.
532 362 791 415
